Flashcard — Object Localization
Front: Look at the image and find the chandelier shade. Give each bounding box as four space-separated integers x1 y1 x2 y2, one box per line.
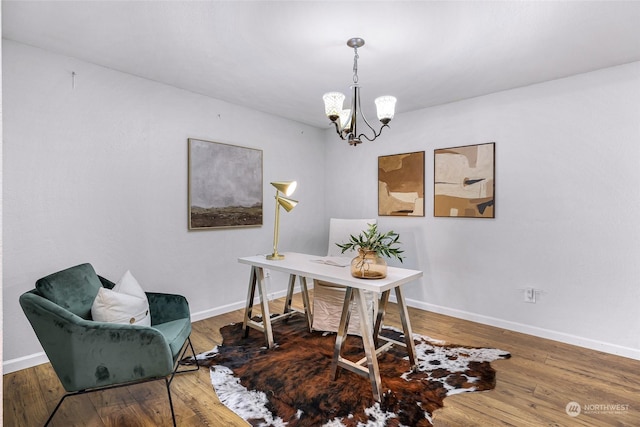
322 92 346 121
374 96 397 124
322 37 396 146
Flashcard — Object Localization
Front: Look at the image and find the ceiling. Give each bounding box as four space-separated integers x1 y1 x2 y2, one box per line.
3 1 640 129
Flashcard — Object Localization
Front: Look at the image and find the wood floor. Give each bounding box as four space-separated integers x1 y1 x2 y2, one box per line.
4 294 639 426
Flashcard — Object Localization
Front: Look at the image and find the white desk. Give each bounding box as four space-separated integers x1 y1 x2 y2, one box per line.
238 252 423 401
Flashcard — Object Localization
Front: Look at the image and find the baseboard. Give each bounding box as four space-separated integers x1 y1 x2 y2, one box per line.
3 351 50 374
190 299 247 322
190 288 291 322
406 299 640 361
195 292 640 361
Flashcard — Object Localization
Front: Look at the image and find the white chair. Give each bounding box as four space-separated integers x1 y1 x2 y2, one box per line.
312 218 378 335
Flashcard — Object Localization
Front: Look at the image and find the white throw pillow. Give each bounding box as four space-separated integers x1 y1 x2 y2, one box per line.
91 270 151 326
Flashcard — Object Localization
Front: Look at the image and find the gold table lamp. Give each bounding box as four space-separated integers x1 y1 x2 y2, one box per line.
267 181 298 260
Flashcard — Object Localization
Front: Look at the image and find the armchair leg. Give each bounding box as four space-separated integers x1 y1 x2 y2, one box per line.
43 337 197 426
43 375 180 427
165 377 177 427
175 336 200 374
44 392 71 427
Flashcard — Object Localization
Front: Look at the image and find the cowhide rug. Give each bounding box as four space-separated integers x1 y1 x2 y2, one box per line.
187 314 510 427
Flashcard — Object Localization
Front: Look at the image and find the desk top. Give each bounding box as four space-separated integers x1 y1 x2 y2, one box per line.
238 252 422 293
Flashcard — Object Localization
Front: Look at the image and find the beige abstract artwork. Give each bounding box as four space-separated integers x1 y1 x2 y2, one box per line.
378 151 425 216
434 143 495 218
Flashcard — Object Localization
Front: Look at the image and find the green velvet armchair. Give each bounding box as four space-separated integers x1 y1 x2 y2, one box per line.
19 263 198 426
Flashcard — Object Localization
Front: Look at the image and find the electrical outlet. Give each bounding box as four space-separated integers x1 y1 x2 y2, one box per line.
524 288 536 303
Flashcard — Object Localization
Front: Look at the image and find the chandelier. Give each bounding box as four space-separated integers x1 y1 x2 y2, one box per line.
323 37 397 146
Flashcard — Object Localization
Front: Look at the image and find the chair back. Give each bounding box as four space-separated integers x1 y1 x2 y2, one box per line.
35 263 102 319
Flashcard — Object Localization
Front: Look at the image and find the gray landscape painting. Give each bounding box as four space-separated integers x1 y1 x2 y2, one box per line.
188 139 263 229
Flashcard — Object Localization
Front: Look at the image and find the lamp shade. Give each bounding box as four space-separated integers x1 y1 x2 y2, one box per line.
323 92 345 121
270 181 297 197
374 96 397 124
276 195 298 212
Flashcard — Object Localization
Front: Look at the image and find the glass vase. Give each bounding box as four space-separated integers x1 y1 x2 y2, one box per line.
351 249 388 279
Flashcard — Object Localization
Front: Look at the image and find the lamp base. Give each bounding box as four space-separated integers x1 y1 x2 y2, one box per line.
266 253 285 260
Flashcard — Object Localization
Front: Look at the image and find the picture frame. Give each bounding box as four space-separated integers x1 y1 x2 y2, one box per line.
188 138 263 229
378 151 425 216
434 142 495 218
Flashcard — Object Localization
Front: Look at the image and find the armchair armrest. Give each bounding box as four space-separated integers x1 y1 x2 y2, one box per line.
20 291 174 392
147 292 191 325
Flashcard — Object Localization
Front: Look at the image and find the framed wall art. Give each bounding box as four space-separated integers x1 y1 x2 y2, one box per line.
378 151 425 216
188 138 263 229
434 142 495 218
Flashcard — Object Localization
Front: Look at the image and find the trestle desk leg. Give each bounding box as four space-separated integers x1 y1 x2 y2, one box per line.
394 285 417 368
283 274 297 314
355 288 382 401
255 267 275 348
298 276 313 331
331 286 353 379
373 289 391 343
243 267 258 338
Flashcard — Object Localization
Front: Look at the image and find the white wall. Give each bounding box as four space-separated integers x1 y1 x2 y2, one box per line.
325 61 640 359
2 40 327 370
4 39 640 371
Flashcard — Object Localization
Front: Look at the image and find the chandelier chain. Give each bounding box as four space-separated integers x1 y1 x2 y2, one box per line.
352 46 359 84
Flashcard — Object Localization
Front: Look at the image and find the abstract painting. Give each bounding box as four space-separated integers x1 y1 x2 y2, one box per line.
188 138 263 229
378 151 425 216
434 142 495 218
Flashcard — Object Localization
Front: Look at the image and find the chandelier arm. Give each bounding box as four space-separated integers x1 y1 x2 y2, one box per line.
354 91 382 141
359 111 379 135
330 120 348 140
358 123 390 142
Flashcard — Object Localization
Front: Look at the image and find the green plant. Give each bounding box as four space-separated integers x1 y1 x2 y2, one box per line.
336 223 404 262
